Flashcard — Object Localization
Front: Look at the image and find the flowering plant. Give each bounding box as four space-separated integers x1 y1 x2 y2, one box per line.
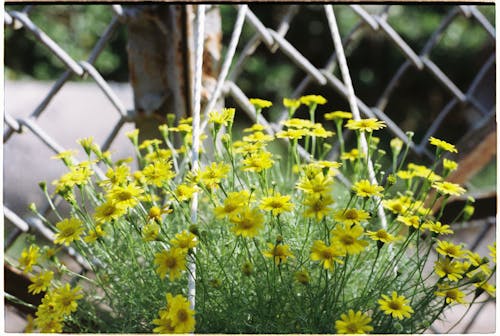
15 95 495 333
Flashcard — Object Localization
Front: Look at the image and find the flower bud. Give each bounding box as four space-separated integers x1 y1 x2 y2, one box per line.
463 205 475 221
241 261 254 276
390 138 404 155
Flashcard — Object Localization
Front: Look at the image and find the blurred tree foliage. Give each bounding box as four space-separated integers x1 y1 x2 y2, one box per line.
5 5 128 81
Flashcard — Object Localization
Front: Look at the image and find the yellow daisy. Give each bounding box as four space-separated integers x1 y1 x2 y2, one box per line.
352 179 384 198
310 240 345 270
335 309 373 334
54 218 85 246
345 118 386 132
331 224 368 255
378 291 414 320
263 243 294 266
429 136 457 153
154 248 187 280
334 208 370 225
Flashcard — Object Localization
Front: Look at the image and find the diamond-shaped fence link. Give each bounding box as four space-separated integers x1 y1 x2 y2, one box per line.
4 4 495 333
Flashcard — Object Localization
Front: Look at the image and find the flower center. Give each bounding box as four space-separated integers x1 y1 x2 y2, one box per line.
388 301 402 310
341 235 355 245
177 309 188 322
344 209 358 220
165 256 177 268
346 322 359 333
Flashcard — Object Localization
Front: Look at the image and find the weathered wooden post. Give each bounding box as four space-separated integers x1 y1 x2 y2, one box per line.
122 5 222 141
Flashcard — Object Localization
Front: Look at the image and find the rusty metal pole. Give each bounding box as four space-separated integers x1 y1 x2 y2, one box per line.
123 4 222 142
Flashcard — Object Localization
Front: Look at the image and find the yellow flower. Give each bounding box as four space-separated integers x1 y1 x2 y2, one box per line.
36 317 63 333
53 162 95 192
198 162 231 190
249 98 273 109
335 309 374 334
145 149 173 164
28 271 54 294
107 183 144 209
242 150 274 172
51 149 77 165
34 292 64 330
99 165 130 189
310 124 335 138
18 245 40 273
296 172 334 195
341 148 363 162
352 179 384 198
407 163 442 182
125 129 139 144
54 218 85 246
434 258 464 281
94 200 127 224
396 215 421 230
382 198 407 215
84 224 106 243
345 118 386 132
214 190 250 219
243 123 266 133
171 230 198 251
142 160 175 187
154 248 187 281
429 136 457 153
263 243 294 266
432 181 466 196
23 314 35 333
276 128 308 140
422 221 453 235
300 94 327 106
152 311 175 334
52 283 83 315
333 208 370 225
436 240 464 259
242 131 274 143
488 242 496 264
378 291 414 320
396 170 414 180
139 139 162 150
142 222 160 241
310 240 344 270
309 160 342 170
324 111 352 120
209 108 235 126
174 184 198 202
366 229 397 245
302 194 334 221
283 97 301 110
282 118 315 129
294 270 310 285
331 224 368 255
162 293 196 333
474 281 496 297
229 207 265 238
259 192 294 216
465 250 485 267
435 284 466 304
443 158 458 172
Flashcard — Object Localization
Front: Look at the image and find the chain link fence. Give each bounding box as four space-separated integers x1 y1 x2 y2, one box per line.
4 4 495 333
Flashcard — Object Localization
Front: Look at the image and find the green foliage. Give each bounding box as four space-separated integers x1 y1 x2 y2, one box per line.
5 5 128 81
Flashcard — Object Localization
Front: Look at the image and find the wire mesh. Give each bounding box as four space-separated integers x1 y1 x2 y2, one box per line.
4 4 496 333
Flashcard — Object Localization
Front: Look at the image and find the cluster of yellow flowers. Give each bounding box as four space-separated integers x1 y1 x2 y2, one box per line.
16 94 495 334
